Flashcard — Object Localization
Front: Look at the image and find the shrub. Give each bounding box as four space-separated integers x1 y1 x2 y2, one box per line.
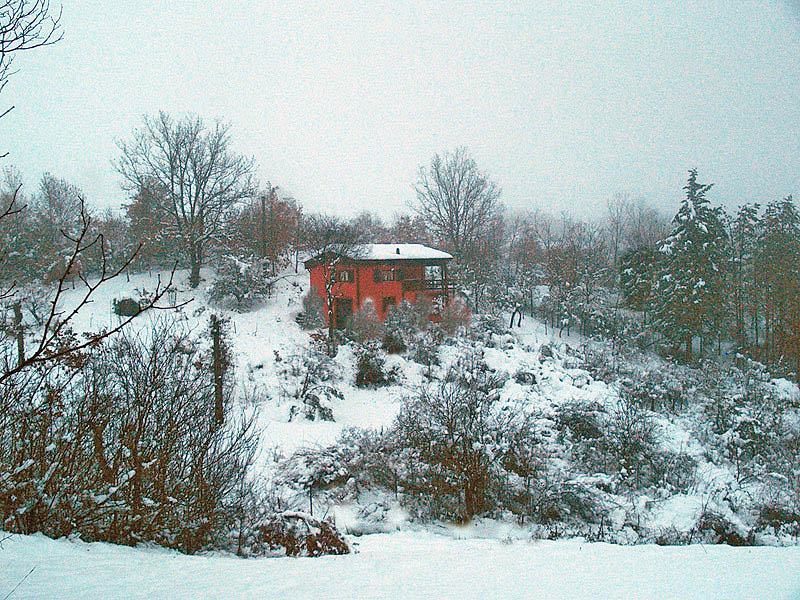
355 342 395 388
113 297 141 317
395 354 536 521
0 321 259 553
470 312 505 338
438 296 470 335
533 481 606 525
385 299 424 334
288 387 339 422
566 396 680 491
410 295 434 330
256 512 350 557
756 504 800 536
297 291 324 330
620 371 687 413
208 255 270 311
409 331 441 369
694 511 750 546
283 338 337 384
556 401 604 441
277 428 399 510
381 330 407 354
345 299 384 343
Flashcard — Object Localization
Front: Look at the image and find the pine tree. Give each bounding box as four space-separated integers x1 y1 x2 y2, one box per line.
654 169 730 356
619 246 661 317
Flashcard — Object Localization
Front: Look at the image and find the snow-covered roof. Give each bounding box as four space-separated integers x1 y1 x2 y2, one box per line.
358 244 453 261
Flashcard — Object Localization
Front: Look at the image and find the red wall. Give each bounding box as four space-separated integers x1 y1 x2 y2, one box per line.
308 260 431 325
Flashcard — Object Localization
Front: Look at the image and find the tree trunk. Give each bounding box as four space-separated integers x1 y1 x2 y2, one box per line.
327 296 336 356
211 315 224 425
189 240 202 288
13 301 24 367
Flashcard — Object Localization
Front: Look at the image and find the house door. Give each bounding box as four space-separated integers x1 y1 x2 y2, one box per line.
334 298 353 329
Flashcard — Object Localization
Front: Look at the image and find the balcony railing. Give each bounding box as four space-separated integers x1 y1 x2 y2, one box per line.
402 279 454 292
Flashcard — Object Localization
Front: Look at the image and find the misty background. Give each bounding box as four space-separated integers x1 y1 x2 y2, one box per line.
1 0 799 218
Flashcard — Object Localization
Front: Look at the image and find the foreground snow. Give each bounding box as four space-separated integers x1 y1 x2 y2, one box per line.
2 531 799 600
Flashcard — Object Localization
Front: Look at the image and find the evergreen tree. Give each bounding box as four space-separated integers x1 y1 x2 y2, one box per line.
619 246 661 314
654 169 730 356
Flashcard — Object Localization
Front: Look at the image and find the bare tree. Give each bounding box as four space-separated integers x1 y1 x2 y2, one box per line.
625 199 668 250
0 0 62 118
117 112 255 287
605 192 631 272
226 183 303 276
304 215 365 353
414 147 501 259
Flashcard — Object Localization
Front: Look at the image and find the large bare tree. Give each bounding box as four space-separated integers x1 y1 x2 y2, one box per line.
414 147 501 259
117 112 254 287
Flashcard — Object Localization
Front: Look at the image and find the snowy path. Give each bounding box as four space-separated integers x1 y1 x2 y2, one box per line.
2 531 799 600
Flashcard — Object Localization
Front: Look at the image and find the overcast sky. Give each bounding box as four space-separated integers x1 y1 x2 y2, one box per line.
1 1 799 220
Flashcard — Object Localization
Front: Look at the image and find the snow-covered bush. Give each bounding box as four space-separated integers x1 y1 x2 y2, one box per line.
599 399 659 486
560 395 696 493
276 428 398 513
532 481 607 526
288 386 339 422
355 342 396 388
756 503 800 538
620 372 688 413
437 296 470 335
395 354 536 521
381 328 407 354
556 401 605 442
345 299 384 343
383 300 431 351
284 338 337 384
255 511 350 557
113 296 141 316
296 291 324 329
694 511 750 546
469 312 506 339
411 337 440 368
0 321 259 553
208 255 270 311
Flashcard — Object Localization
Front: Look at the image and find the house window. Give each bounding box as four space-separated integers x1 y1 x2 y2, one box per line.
338 269 354 283
382 296 397 313
424 265 442 281
373 269 396 283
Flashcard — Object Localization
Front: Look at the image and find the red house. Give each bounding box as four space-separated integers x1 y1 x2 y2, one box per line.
304 244 455 328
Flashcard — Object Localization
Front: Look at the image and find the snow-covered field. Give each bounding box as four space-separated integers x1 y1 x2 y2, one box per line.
3 529 800 600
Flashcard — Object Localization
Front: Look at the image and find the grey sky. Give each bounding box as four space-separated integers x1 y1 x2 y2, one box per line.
2 1 799 220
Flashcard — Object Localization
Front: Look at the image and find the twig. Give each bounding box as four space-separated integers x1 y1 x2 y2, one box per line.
2 566 36 600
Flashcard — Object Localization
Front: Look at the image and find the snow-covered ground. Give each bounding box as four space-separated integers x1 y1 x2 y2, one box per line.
62 267 405 455
3 529 799 600
5 265 800 598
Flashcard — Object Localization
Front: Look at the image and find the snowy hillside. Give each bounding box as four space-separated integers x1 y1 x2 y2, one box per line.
47 267 800 542
3 265 800 598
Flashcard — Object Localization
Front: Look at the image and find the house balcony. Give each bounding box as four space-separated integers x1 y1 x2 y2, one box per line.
402 278 454 292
